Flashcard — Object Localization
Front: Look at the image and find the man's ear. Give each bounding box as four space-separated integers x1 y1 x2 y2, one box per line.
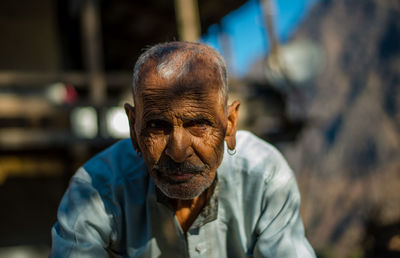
225 100 240 150
124 103 140 154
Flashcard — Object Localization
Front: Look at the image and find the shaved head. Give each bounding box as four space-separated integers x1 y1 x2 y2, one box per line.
132 42 228 107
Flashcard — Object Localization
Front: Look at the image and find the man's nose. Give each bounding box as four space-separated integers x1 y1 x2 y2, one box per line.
165 127 193 163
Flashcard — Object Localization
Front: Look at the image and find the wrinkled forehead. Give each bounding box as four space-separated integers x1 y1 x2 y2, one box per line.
134 52 224 105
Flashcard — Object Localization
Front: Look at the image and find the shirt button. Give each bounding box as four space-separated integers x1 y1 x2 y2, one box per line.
195 244 203 253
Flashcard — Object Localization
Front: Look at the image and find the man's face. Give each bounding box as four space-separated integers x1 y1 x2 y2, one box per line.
129 63 230 200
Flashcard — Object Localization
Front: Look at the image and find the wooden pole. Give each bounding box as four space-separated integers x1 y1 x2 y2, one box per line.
261 0 280 63
81 0 106 106
174 0 201 42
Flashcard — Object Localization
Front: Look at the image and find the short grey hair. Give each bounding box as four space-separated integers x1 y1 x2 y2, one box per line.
132 42 228 106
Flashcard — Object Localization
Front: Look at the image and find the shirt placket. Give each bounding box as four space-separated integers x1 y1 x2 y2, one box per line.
154 177 219 257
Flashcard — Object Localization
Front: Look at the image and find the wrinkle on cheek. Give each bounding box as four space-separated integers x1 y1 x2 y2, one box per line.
193 130 224 164
140 135 168 164
209 129 226 160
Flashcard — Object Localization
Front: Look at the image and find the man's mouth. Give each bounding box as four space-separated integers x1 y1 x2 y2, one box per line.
154 168 197 183
165 172 195 182
152 161 206 183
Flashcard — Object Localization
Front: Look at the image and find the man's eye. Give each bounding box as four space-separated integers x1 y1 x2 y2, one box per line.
193 122 207 129
185 119 212 135
186 119 210 128
149 122 159 128
146 120 169 130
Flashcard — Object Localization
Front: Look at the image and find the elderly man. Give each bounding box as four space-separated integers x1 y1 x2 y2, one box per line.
51 42 315 257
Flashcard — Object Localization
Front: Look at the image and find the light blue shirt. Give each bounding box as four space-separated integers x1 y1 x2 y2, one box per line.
51 131 315 257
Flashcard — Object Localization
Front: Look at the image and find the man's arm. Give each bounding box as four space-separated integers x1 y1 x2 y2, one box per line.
253 167 315 258
51 168 113 258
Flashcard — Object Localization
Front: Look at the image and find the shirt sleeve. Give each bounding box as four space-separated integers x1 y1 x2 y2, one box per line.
253 166 316 258
50 168 113 258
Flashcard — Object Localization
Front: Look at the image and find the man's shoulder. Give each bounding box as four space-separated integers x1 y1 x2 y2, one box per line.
80 139 147 187
235 130 278 160
220 130 295 187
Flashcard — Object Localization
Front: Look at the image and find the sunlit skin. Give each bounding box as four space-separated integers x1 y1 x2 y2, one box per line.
125 55 240 232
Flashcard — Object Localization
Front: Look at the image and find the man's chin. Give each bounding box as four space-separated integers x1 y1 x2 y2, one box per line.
156 181 207 200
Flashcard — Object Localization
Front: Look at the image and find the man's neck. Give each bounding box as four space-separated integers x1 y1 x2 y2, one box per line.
172 191 208 233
